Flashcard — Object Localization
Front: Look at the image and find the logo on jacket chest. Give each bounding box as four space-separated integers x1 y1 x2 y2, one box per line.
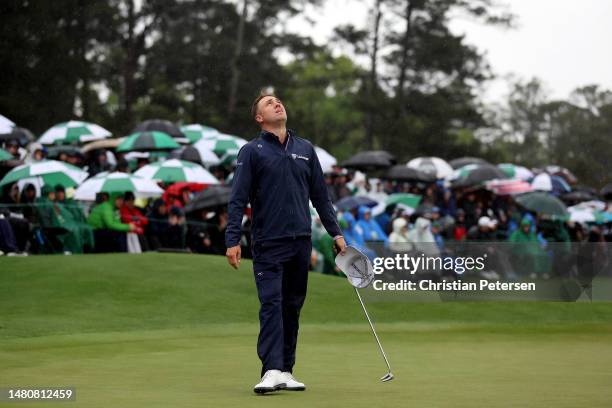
291 153 309 161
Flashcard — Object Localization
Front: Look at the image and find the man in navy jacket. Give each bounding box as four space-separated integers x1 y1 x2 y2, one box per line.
225 93 346 394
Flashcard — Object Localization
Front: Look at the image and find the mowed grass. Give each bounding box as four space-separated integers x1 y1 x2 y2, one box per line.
1 253 612 408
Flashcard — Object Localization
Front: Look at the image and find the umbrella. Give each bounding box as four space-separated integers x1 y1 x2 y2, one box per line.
38 121 112 145
193 133 247 156
314 146 337 173
385 193 422 209
450 164 507 187
218 149 240 167
0 127 36 146
73 172 163 201
0 148 13 161
342 150 395 170
179 144 221 167
449 157 489 169
180 124 220 144
184 185 232 213
0 114 16 134
134 159 219 184
341 150 395 171
0 159 88 188
117 131 180 153
81 138 125 153
531 173 571 195
134 119 185 140
407 157 453 179
544 165 577 185
561 190 597 204
601 183 612 200
164 182 207 198
497 163 533 180
384 165 436 183
515 191 568 217
335 195 378 211
485 179 532 195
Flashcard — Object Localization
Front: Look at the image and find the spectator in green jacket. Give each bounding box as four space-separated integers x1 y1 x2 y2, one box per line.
88 192 135 252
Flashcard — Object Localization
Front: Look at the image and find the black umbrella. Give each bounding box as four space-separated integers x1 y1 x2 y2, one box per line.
384 165 436 183
449 157 489 169
601 183 612 200
335 195 378 211
341 150 396 171
0 127 36 147
184 185 232 213
451 164 507 188
561 190 597 204
133 119 185 139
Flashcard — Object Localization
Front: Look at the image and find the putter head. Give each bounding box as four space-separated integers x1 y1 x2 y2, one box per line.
335 245 374 289
381 372 394 382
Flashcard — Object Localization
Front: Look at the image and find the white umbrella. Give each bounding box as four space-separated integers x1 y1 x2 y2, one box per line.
0 114 16 134
314 146 337 173
407 157 453 179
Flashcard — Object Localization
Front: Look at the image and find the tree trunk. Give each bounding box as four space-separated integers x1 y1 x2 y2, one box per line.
228 0 248 119
366 0 383 150
395 0 414 118
122 0 138 128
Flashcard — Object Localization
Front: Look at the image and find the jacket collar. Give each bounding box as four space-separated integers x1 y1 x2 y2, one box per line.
260 129 294 146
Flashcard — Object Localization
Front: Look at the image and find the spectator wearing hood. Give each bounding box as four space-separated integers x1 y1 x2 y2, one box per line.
388 217 410 252
354 205 388 244
508 215 548 278
53 185 94 254
88 192 135 252
340 212 377 260
120 191 147 253
25 143 46 163
406 217 440 256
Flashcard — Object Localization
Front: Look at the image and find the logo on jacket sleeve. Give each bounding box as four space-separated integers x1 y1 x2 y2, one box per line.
291 153 309 161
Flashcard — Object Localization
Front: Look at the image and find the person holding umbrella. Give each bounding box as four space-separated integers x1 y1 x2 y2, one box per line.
225 93 346 394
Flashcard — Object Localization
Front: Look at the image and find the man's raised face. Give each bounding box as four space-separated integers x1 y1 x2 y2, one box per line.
255 95 287 125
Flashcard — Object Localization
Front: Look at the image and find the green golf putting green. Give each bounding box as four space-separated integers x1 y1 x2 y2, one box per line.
1 254 612 407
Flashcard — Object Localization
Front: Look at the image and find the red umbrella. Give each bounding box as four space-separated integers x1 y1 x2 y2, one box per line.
163 182 207 208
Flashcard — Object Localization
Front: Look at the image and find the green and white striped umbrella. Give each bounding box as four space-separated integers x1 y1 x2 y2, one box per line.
117 131 180 153
38 121 112 145
0 159 88 188
193 133 247 156
74 172 164 201
218 149 240 167
0 148 13 161
180 124 220 144
134 159 219 184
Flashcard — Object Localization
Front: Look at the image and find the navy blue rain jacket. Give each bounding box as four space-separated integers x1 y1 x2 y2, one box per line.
225 130 342 247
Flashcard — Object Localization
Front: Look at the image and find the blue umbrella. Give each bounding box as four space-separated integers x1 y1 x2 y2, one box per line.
335 196 378 211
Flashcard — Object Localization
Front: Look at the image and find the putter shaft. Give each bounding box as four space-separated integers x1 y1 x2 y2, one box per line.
354 287 393 376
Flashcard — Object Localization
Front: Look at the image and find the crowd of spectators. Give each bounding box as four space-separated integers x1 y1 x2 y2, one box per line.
1 141 610 284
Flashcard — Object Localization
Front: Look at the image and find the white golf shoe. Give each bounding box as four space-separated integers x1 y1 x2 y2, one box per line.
253 370 286 394
280 372 306 391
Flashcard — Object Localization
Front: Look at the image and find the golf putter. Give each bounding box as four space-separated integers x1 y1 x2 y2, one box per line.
335 246 394 382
